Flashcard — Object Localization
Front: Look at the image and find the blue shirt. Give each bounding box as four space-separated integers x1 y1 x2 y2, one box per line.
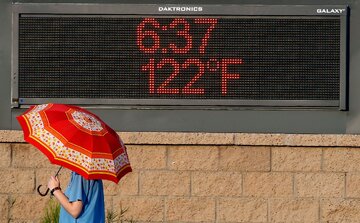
59 172 105 223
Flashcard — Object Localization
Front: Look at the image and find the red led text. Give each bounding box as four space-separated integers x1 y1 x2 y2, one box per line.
142 58 243 95
137 18 218 54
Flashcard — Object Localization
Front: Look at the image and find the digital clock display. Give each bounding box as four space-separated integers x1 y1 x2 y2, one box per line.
17 14 343 106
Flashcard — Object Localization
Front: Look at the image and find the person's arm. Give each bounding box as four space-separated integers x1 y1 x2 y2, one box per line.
48 176 83 219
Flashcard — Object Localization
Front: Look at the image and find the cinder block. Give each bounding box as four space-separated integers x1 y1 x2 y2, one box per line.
243 172 293 197
168 146 218 171
103 171 139 196
12 143 50 168
321 199 360 222
126 145 167 170
234 133 285 146
272 147 322 171
285 134 338 147
336 134 360 147
0 143 11 167
166 197 215 222
270 199 319 223
323 148 360 172
346 173 360 198
0 195 9 222
219 146 270 171
192 171 242 196
122 132 234 145
140 171 190 196
104 196 113 213
0 130 24 142
218 198 267 222
184 132 234 145
295 173 345 197
9 195 49 221
113 196 164 222
0 169 34 194
121 132 186 144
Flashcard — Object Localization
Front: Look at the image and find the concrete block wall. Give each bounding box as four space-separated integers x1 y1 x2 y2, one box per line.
2 131 360 222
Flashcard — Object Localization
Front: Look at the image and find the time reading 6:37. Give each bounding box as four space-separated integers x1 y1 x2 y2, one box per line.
136 18 217 54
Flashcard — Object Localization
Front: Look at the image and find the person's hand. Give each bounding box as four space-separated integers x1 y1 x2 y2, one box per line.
48 176 60 190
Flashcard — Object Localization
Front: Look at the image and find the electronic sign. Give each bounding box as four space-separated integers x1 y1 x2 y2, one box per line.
11 4 349 109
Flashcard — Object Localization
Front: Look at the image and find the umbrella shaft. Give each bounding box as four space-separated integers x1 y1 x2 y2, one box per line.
55 166 63 177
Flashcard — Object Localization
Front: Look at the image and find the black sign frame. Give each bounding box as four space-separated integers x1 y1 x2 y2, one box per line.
11 4 349 109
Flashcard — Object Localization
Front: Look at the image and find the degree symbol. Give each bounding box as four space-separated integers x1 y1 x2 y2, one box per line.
207 58 220 72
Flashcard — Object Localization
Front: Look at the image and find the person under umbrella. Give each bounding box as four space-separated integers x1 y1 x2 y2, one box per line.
17 103 132 223
48 171 105 222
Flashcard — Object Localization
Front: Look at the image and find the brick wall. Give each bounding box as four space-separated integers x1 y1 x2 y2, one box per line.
2 131 360 222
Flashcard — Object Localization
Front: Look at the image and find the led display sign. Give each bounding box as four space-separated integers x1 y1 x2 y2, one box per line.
12 4 348 109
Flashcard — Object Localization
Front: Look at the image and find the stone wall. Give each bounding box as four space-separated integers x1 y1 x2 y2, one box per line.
2 130 360 222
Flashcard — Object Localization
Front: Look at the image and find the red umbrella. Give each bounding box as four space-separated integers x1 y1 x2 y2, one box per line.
17 103 132 191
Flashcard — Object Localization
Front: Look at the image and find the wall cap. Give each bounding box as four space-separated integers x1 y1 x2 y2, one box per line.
1 130 360 147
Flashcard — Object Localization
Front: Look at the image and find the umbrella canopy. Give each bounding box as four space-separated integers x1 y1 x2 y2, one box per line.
17 103 132 184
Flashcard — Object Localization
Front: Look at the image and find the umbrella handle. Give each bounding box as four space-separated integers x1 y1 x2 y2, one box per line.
37 166 63 197
37 185 49 196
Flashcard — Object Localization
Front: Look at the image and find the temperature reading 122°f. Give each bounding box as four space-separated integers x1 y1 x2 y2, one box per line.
141 58 243 95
